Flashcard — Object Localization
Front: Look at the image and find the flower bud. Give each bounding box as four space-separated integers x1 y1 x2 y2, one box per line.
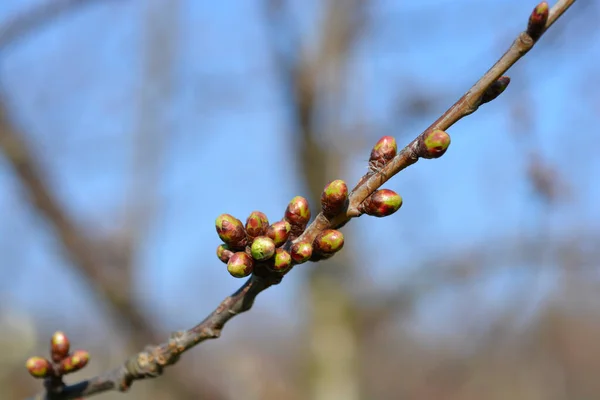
216 244 234 264
313 229 344 257
284 196 311 227
58 350 89 375
290 241 313 264
527 1 549 41
321 179 348 218
215 214 247 248
369 136 397 169
250 236 276 261
50 331 70 362
26 357 52 378
245 211 269 239
271 248 292 273
418 129 451 159
266 220 291 247
227 252 254 278
359 189 403 217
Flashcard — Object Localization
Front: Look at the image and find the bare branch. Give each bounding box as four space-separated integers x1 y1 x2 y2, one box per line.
24 1 577 398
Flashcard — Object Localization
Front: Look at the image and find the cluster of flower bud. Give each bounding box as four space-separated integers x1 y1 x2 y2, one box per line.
216 195 341 278
25 331 90 380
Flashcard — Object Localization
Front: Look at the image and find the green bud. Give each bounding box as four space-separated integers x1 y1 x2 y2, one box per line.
227 252 254 278
418 129 451 159
216 244 234 264
271 248 292 273
26 357 52 379
215 214 247 248
290 241 313 264
359 189 403 217
245 211 269 239
321 179 348 218
250 236 276 261
267 220 291 247
313 229 344 257
59 350 90 375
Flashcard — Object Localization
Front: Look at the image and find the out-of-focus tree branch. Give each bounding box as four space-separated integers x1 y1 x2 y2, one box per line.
0 0 108 50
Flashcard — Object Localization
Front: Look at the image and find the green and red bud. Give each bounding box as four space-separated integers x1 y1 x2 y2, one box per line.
527 2 549 41
271 248 292 273
227 252 254 278
58 350 89 375
290 241 313 264
284 196 311 237
50 331 70 362
25 356 52 379
245 211 269 239
313 229 344 258
369 136 397 169
418 129 451 159
267 220 291 247
359 189 403 217
481 76 510 105
215 214 247 248
321 179 348 218
216 244 234 264
250 236 276 261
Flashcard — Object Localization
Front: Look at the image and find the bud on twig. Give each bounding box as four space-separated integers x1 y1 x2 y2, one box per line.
359 189 403 217
50 331 70 362
321 179 348 218
271 248 292 273
418 129 451 159
480 76 510 105
215 214 247 248
267 220 291 247
58 350 89 375
227 252 254 278
527 1 549 41
313 229 344 258
25 357 52 379
369 136 397 170
291 241 313 264
216 244 234 264
245 211 269 239
251 236 276 261
284 196 311 237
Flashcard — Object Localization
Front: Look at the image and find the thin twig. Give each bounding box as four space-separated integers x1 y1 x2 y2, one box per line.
25 1 576 398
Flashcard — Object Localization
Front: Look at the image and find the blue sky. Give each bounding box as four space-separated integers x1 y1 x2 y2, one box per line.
0 0 598 338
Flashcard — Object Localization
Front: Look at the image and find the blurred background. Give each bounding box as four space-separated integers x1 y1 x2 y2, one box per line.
1 0 599 399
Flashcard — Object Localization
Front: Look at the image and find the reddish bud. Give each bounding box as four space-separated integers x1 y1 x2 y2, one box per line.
291 241 313 264
321 179 348 217
313 229 344 257
58 350 89 375
481 76 510 105
227 252 254 278
26 356 52 378
215 214 247 248
271 248 292 273
359 189 403 217
250 236 276 261
284 196 311 237
527 2 549 41
50 331 70 362
418 129 451 159
216 244 234 264
267 220 291 247
245 211 269 239
369 136 397 170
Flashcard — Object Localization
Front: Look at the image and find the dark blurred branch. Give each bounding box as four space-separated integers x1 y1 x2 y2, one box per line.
0 0 107 49
25 1 576 398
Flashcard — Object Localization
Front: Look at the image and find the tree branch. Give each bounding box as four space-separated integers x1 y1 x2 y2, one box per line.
25 1 576 398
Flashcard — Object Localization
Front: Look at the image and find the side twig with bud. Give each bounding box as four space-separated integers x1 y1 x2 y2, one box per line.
24 1 576 399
